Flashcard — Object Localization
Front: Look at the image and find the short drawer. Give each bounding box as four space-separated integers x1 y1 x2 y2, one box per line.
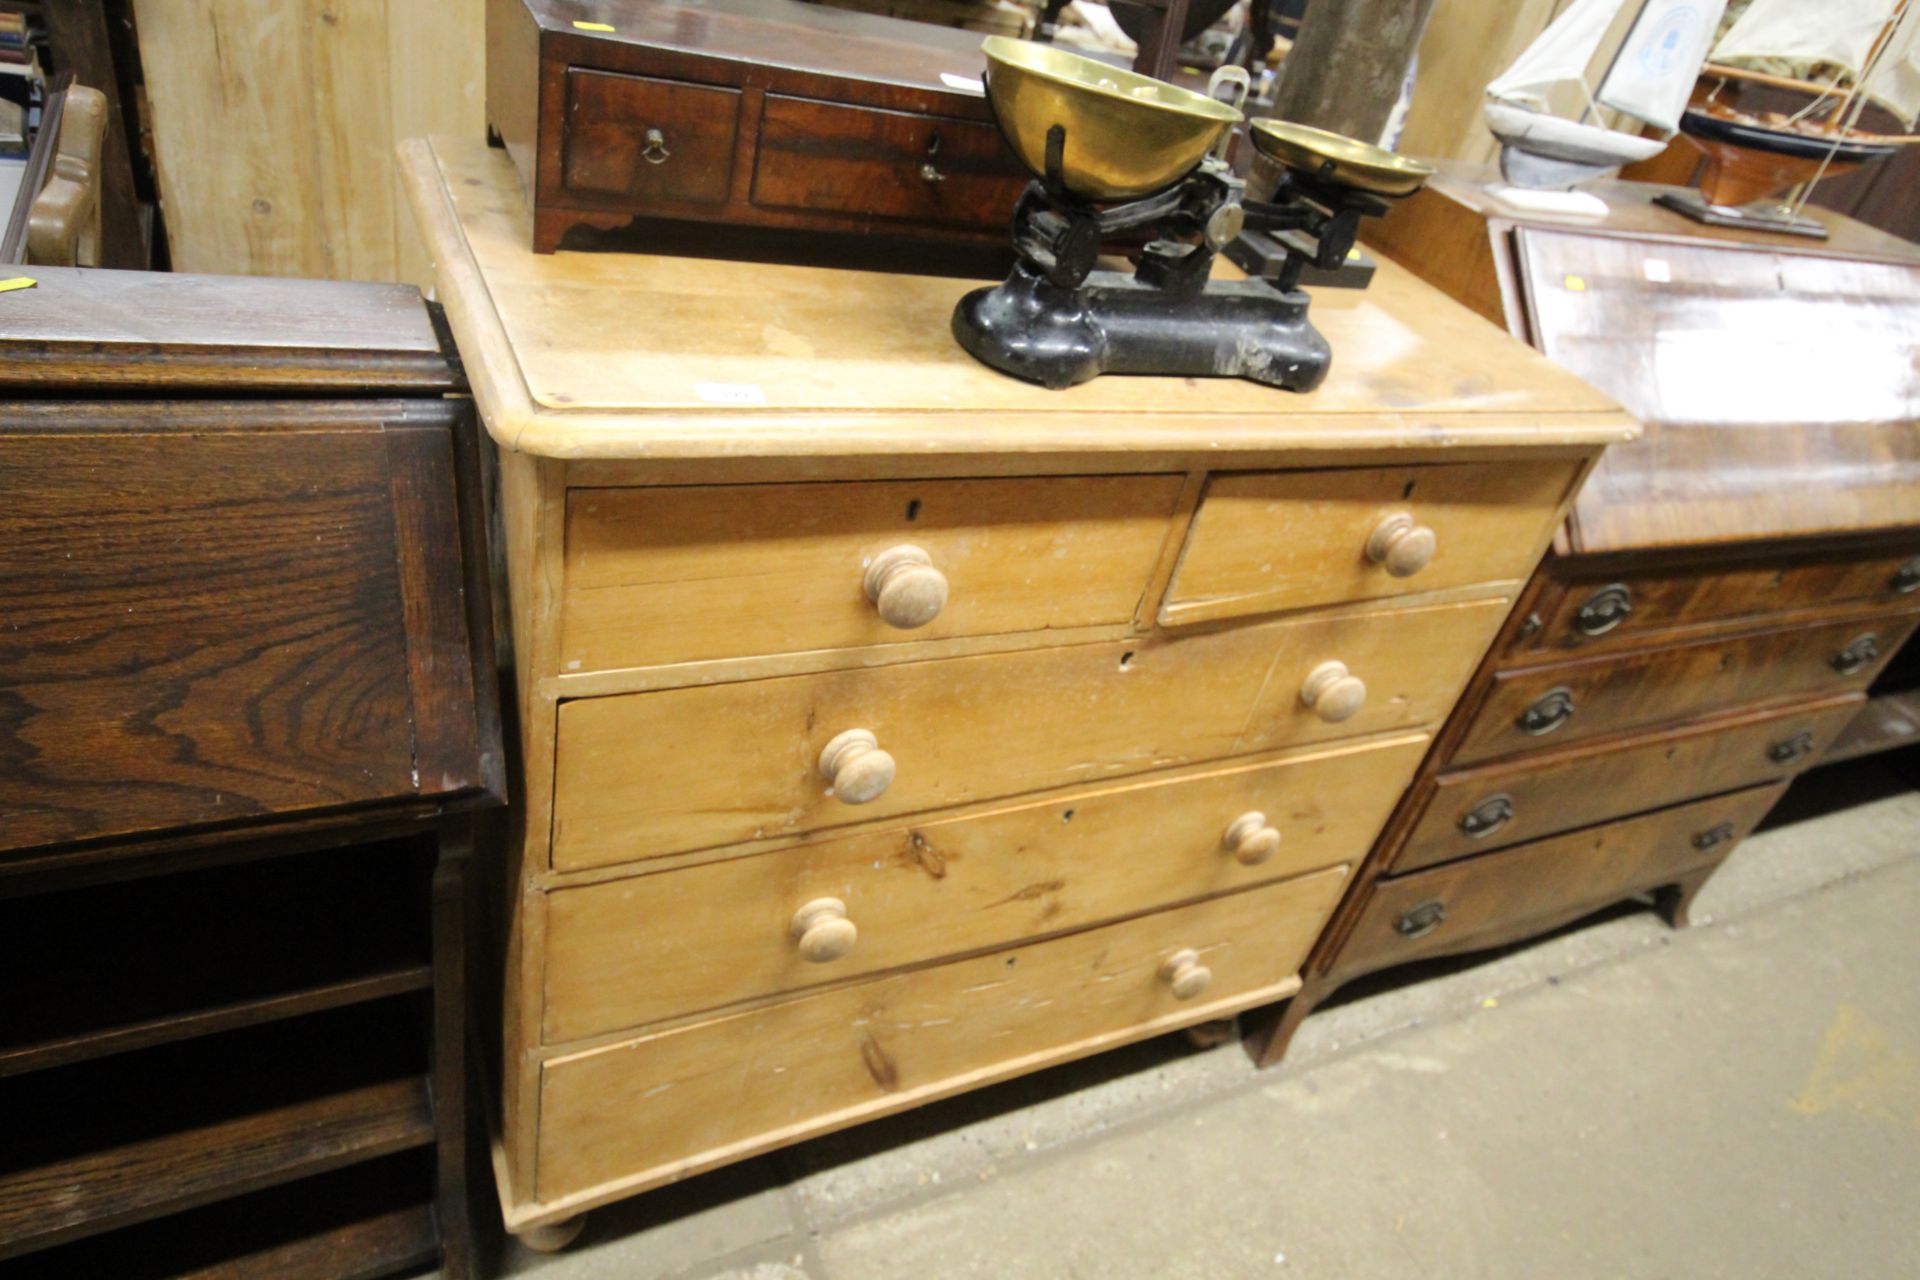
1393 693 1862 874
559 475 1184 673
751 95 1026 229
543 732 1428 1041
562 69 740 204
1333 783 1786 981
1453 611 1919 767
1508 546 1920 664
550 595 1508 870
536 865 1349 1202
1159 461 1576 627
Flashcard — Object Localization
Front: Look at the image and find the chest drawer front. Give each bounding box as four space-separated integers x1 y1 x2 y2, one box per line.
550 595 1507 871
1508 547 1920 664
1336 783 1785 980
537 865 1348 1202
559 475 1184 674
1453 612 1920 767
562 69 741 205
1159 461 1576 628
1394 694 1862 874
751 95 1026 229
544 732 1427 1042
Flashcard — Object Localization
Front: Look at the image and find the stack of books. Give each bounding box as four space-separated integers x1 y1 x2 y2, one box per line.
2 6 40 220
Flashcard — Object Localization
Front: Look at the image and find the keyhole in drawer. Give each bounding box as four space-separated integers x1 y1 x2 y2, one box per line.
926 131 942 158
1061 809 1075 823
905 498 922 522
1401 480 1417 499
1119 651 1135 670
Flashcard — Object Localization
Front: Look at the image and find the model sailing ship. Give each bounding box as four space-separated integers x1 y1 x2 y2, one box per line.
1659 0 1920 237
1483 0 1728 215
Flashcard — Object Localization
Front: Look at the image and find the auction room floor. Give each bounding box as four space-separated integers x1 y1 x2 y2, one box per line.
471 761 1920 1280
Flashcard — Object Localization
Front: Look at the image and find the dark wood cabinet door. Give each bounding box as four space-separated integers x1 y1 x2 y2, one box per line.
0 401 485 854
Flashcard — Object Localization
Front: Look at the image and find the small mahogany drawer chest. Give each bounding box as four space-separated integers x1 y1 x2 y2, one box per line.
1244 170 1920 1067
403 134 1634 1245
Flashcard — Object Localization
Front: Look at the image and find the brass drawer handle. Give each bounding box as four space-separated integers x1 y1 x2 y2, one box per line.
1517 687 1575 736
920 162 946 183
1459 793 1514 839
864 544 949 629
1222 812 1282 866
1396 900 1446 940
1365 511 1437 578
1301 660 1367 723
818 728 895 804
1893 557 1920 595
1159 948 1212 1000
1831 634 1880 676
1573 583 1632 636
791 898 857 963
1767 730 1815 765
642 128 670 165
1692 821 1736 852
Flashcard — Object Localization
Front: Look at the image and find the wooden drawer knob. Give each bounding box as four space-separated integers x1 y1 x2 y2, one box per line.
791 897 858 963
1300 660 1367 723
818 729 895 804
1366 512 1436 578
1159 948 1212 1000
864 545 949 630
1223 812 1282 866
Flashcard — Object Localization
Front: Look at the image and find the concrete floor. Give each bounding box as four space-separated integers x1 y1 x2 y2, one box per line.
475 761 1920 1280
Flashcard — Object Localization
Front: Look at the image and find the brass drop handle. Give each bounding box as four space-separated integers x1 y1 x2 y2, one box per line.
1459 793 1514 839
920 162 946 183
1301 660 1367 723
1222 812 1281 866
790 898 857 963
1831 634 1880 676
1518 686 1575 736
864 545 949 629
1892 556 1920 595
1396 900 1446 939
1574 583 1633 636
1366 512 1437 578
642 128 670 165
1767 731 1815 765
818 729 896 804
1159 948 1212 1000
1692 821 1735 852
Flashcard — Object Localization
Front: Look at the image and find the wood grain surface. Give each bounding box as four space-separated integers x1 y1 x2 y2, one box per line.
560 474 1183 672
549 595 1508 870
1333 783 1785 980
1453 612 1920 767
0 404 483 853
1392 694 1863 873
542 732 1428 1042
533 866 1346 1208
399 135 1637 459
1160 460 1575 626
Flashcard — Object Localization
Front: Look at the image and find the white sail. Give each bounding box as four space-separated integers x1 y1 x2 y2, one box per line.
1597 0 1729 129
1862 2 1920 128
1488 0 1627 107
1710 0 1896 78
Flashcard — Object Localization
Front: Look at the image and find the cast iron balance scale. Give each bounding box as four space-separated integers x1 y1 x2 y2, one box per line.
953 37 1433 390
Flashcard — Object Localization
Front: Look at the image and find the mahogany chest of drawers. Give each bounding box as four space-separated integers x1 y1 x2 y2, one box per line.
406 134 1633 1244
1244 170 1920 1067
489 0 1029 257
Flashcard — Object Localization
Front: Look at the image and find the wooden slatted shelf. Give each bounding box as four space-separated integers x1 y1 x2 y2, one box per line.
0 1076 436 1261
0 1151 442 1280
0 840 432 1078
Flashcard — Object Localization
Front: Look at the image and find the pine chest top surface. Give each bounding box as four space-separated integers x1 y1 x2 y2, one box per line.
403 135 1635 461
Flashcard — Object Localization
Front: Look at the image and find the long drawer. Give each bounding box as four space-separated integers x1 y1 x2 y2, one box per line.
1393 693 1863 874
543 732 1429 1042
1159 461 1575 627
1506 546 1920 665
1332 783 1786 981
559 475 1184 673
550 595 1509 870
1454 611 1919 766
536 865 1349 1203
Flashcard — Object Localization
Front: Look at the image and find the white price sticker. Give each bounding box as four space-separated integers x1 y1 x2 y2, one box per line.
694 381 768 406
1642 258 1672 283
941 71 986 94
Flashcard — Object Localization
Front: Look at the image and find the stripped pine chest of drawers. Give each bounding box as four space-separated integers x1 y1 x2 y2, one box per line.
401 133 1636 1245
